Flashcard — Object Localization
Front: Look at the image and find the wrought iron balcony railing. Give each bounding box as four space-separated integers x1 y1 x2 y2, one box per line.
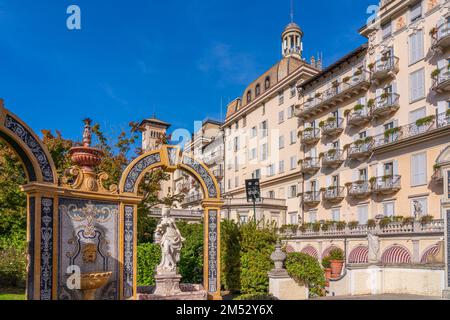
300 157 321 174
432 20 450 51
321 117 344 137
370 56 399 83
322 149 344 168
370 93 400 118
432 66 450 93
348 106 370 127
302 191 321 205
347 181 372 198
300 128 321 145
322 186 345 203
348 139 374 159
295 71 370 119
373 112 450 149
372 175 401 194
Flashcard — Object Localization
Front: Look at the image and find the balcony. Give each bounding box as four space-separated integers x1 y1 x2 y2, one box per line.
300 157 321 174
300 128 321 145
347 105 370 127
347 138 374 160
373 112 450 150
347 181 372 199
184 193 203 205
372 175 401 195
320 117 344 137
322 186 345 204
295 70 370 120
432 67 450 93
370 56 399 84
302 191 321 206
370 93 400 119
321 149 344 169
432 168 443 184
432 21 450 53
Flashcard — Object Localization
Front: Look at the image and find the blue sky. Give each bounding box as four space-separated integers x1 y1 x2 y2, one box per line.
0 0 374 144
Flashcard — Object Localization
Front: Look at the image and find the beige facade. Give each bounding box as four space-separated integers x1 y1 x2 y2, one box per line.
223 23 321 225
296 0 450 225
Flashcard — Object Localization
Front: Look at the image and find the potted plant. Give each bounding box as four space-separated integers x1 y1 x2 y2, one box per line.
344 109 351 117
315 92 322 98
429 27 437 37
431 68 441 78
380 92 390 100
354 104 364 111
322 256 332 286
416 115 435 127
354 69 363 76
367 219 376 229
419 215 434 225
304 127 314 132
379 216 392 229
367 99 375 108
348 221 359 230
368 63 375 71
446 109 450 117
393 216 404 223
343 76 351 83
384 127 400 139
369 177 377 185
402 217 415 225
336 221 347 231
312 222 321 232
329 248 345 278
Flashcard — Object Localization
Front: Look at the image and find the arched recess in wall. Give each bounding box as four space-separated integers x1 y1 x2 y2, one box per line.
348 246 369 264
301 246 318 260
420 244 440 264
322 245 342 260
381 245 412 264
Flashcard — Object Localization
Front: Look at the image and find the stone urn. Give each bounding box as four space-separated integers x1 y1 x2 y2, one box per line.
79 272 112 300
270 240 287 272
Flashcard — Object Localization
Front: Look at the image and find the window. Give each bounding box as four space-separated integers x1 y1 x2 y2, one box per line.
246 91 252 103
235 176 239 188
261 143 268 161
288 105 294 119
409 107 426 123
260 121 268 138
227 141 232 151
411 152 427 186
235 121 239 130
411 198 428 218
410 2 422 23
251 126 257 138
228 179 231 189
331 208 340 222
265 77 271 89
243 116 247 127
267 191 275 199
253 169 261 179
409 30 424 65
290 130 297 144
288 185 297 198
234 137 240 152
262 104 266 116
234 156 239 171
278 111 285 124
250 148 257 160
255 84 261 97
290 85 296 98
267 164 275 177
309 212 317 223
279 160 285 173
383 202 395 217
278 92 284 105
289 212 298 225
382 21 392 39
358 205 369 224
359 169 368 181
239 214 248 224
290 156 297 170
410 68 425 102
279 135 285 149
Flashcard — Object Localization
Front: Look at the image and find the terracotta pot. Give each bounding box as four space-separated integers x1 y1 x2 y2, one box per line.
324 268 332 286
330 260 344 278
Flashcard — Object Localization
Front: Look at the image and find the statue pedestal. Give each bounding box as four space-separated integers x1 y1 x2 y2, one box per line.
153 274 182 297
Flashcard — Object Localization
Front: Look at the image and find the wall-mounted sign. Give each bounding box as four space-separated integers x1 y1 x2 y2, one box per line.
245 179 261 203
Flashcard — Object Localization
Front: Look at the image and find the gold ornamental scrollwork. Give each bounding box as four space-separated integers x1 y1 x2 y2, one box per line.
62 166 118 194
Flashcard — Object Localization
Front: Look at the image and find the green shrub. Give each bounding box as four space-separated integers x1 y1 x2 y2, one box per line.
137 243 160 286
322 256 331 269
0 246 26 288
234 293 277 300
177 222 204 284
329 248 344 261
285 253 326 298
221 220 241 292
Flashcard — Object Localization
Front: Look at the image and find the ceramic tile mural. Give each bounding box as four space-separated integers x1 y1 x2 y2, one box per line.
58 198 119 300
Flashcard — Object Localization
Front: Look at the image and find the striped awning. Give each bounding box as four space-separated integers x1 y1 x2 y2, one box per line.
348 246 369 264
301 246 319 260
381 245 412 264
420 245 439 264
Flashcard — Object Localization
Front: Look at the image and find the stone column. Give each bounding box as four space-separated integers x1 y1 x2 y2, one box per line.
412 239 420 265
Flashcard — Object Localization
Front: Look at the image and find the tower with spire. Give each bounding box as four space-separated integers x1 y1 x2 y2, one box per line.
281 0 303 59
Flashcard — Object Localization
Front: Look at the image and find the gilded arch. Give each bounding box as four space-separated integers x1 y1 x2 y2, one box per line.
118 145 223 300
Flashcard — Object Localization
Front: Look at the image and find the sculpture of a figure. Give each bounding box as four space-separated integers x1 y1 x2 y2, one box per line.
413 200 423 220
368 231 380 264
154 207 185 274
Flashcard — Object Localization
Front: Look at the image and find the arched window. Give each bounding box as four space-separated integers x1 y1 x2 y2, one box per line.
255 84 261 97
247 90 252 103
265 77 271 89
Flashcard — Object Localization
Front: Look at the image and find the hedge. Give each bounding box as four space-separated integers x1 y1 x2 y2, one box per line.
285 252 326 297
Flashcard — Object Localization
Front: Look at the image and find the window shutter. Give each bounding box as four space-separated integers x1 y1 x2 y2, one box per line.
377 163 384 177
353 170 359 181
438 59 447 69
417 69 425 99
417 30 424 61
305 183 311 192
393 160 399 176
438 101 447 114
409 33 416 64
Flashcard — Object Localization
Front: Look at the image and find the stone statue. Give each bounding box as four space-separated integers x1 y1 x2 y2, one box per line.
154 207 185 275
368 231 380 264
413 200 423 220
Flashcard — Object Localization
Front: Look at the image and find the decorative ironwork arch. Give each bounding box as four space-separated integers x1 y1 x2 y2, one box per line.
0 103 57 184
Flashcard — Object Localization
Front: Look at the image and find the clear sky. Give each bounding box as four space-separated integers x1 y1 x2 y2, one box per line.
0 0 375 144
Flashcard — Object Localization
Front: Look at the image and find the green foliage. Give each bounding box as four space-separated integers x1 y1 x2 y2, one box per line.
285 253 326 298
233 294 277 301
322 256 331 269
137 243 160 286
329 248 344 261
415 115 435 127
137 215 158 245
177 222 204 284
0 246 26 288
419 215 434 225
221 220 241 292
379 217 392 229
348 221 359 229
367 219 376 229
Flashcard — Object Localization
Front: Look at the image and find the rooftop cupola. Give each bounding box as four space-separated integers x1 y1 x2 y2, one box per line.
281 22 303 59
